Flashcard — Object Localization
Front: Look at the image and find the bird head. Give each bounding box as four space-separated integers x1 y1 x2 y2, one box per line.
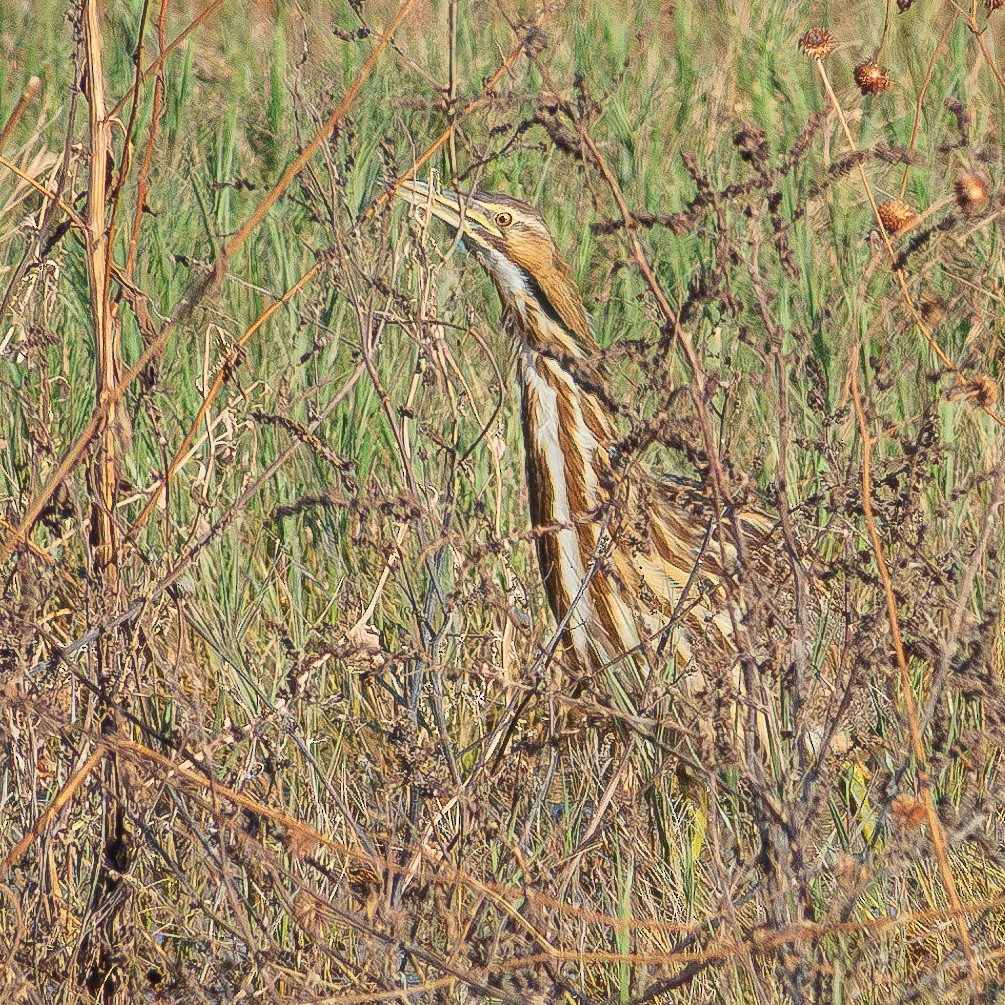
398 179 596 360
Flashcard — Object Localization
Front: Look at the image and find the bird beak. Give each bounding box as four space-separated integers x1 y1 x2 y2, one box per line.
396 179 503 240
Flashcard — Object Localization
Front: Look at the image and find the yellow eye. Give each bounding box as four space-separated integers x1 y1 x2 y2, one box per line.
495 211 513 228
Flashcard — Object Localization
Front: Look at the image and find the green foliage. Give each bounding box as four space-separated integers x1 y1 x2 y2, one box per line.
1 0 1004 1001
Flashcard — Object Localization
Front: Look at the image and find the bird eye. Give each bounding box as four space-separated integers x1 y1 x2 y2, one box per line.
495 211 513 227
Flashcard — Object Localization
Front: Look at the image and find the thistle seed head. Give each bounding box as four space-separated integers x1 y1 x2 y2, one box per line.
954 171 991 214
878 198 917 233
854 60 895 95
799 28 835 60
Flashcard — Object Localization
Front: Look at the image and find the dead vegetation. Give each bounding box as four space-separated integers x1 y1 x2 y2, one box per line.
2 0 1005 1002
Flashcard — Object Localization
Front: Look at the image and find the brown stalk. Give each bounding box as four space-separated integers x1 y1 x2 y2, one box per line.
0 746 107 881
80 8 132 1000
83 0 118 594
0 289 173 569
0 154 87 229
0 76 41 156
849 364 980 991
0 0 415 567
446 0 459 175
106 0 227 121
815 57 981 994
0 515 53 564
126 0 171 276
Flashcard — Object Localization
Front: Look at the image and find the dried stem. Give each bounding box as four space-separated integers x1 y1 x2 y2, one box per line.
0 76 41 156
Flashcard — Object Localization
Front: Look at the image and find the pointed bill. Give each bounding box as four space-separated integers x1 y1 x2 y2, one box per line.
396 179 505 240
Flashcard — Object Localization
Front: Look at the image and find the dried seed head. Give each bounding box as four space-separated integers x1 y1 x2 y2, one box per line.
919 293 947 328
890 794 926 831
897 0 917 9
878 198 917 233
799 28 835 60
954 170 990 214
854 60 895 95
950 374 999 407
986 0 1004 12
969 374 999 407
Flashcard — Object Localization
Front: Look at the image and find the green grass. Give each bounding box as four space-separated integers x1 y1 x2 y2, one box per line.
1 0 1005 1001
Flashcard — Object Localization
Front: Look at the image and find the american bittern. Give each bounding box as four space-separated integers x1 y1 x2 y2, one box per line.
399 180 805 733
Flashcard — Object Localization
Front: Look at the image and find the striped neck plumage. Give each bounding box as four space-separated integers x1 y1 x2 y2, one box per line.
469 240 596 365
503 258 627 672
397 180 631 669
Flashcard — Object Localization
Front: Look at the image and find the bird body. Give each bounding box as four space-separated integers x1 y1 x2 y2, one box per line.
399 181 784 718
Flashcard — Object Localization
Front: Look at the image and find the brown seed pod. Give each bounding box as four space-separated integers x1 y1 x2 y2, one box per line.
799 28 835 59
986 0 1004 12
890 794 926 831
878 198 917 233
897 0 916 9
919 294 947 328
854 60 895 95
954 171 990 214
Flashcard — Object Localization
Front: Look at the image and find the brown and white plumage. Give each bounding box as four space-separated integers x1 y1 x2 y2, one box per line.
399 181 790 717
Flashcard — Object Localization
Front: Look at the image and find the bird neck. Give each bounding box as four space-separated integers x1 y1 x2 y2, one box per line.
479 236 597 363
508 280 620 531
518 336 623 666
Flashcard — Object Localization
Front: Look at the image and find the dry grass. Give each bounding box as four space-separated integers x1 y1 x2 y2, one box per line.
2 0 1005 1001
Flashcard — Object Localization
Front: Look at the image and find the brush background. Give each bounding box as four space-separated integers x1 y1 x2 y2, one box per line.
2 0 1005 1001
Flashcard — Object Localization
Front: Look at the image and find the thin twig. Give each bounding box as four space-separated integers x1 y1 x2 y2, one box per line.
0 76 41 155
849 361 980 992
0 0 416 567
0 747 107 881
